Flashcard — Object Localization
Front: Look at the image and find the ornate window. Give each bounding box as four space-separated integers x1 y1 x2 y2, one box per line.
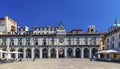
107 38 109 43
112 36 114 41
18 38 22 46
85 37 88 45
51 38 54 45
2 38 6 46
93 37 96 45
107 45 109 49
76 37 79 45
26 37 30 45
112 44 114 48
34 38 38 45
10 38 14 46
43 38 46 46
68 37 71 45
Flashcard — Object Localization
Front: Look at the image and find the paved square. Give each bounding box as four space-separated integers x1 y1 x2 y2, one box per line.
0 59 120 69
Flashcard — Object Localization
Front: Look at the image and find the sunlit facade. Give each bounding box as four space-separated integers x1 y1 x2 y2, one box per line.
0 16 104 59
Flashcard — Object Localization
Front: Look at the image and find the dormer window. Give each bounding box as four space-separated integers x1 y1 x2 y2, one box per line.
51 28 52 31
34 28 36 30
107 39 109 43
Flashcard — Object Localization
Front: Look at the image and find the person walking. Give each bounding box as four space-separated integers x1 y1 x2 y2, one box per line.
90 56 93 61
33 58 35 62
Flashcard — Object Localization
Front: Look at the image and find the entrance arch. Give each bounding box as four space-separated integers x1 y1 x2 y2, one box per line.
59 48 64 58
50 48 56 58
18 48 23 58
42 48 48 58
67 48 73 58
26 48 31 58
92 48 98 56
34 48 39 58
84 48 89 58
75 48 81 58
10 48 15 58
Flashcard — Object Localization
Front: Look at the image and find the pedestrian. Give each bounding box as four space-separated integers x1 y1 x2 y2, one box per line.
19 58 22 61
33 58 35 61
0 59 2 64
90 56 93 61
93 56 96 61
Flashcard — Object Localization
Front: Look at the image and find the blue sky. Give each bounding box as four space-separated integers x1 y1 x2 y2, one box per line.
0 0 120 32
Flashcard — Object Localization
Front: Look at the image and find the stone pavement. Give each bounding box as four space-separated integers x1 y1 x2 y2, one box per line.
0 58 120 69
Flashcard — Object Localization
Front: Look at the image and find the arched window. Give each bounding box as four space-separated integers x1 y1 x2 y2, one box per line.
18 38 22 46
43 38 46 46
76 37 79 45
34 38 38 45
26 37 30 45
85 37 88 45
68 37 71 45
67 48 73 58
10 38 14 46
2 38 6 45
51 38 54 45
42 48 48 58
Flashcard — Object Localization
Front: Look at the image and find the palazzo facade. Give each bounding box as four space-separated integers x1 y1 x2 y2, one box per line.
0 16 104 59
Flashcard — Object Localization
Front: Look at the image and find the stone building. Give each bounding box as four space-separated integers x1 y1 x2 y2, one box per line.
104 19 120 59
0 16 104 59
0 16 17 35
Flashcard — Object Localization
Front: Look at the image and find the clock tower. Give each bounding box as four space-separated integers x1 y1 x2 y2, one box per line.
57 22 66 45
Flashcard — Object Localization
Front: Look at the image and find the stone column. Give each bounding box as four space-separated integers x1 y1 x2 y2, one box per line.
24 48 26 58
81 47 84 58
73 47 76 58
32 48 34 58
0 52 2 58
48 48 50 58
15 48 18 58
0 49 2 58
64 47 67 58
56 47 59 58
89 47 92 58
98 48 100 58
40 47 42 58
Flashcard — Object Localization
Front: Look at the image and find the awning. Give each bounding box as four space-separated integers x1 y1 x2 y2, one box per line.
106 50 120 54
96 50 107 54
11 51 22 54
0 50 22 54
0 50 7 53
96 50 120 54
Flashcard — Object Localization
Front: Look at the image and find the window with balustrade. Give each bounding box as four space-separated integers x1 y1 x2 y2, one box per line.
43 38 46 46
85 37 88 45
26 38 30 45
68 37 71 45
93 37 96 45
34 38 38 45
76 37 79 45
51 38 55 45
2 38 6 46
10 38 14 46
18 38 22 46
